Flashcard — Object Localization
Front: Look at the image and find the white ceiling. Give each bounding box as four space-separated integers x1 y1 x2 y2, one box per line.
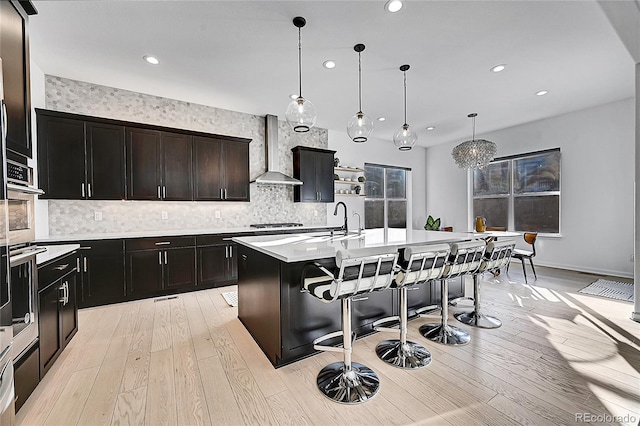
28 0 635 148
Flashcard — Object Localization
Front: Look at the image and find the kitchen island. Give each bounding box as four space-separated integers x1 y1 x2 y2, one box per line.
233 229 475 367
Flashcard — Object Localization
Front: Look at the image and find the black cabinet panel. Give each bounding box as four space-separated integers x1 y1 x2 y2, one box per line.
165 247 196 290
1 0 32 158
127 250 163 296
37 115 85 199
86 122 125 199
223 141 249 201
193 136 223 200
162 132 193 200
14 343 39 412
292 146 335 203
61 274 78 347
351 289 393 336
38 281 62 378
126 127 162 200
197 245 228 287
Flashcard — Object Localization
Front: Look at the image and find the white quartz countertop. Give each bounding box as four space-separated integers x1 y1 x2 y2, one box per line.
232 229 479 263
35 225 339 243
36 244 81 265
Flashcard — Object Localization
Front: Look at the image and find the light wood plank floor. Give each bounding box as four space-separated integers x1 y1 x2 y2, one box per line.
17 266 640 426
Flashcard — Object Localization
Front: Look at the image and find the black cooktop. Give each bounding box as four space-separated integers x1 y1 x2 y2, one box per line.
249 223 304 229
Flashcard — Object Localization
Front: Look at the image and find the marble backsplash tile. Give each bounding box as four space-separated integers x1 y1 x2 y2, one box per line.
44 76 328 235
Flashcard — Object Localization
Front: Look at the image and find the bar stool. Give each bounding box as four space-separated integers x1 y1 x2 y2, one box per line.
418 240 486 346
301 246 399 404
372 243 450 369
454 239 515 328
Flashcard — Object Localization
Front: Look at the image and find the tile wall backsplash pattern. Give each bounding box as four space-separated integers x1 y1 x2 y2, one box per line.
44 76 328 235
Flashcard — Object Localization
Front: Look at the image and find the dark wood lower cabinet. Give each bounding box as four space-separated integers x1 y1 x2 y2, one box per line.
78 240 126 308
38 252 79 379
196 242 237 287
125 240 196 300
13 342 39 412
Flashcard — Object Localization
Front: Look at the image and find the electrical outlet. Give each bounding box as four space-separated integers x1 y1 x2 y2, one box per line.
215 211 221 219
94 211 102 221
313 210 318 217
161 211 169 220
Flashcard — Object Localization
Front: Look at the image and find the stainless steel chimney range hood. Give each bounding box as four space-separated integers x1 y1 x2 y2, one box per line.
251 114 303 185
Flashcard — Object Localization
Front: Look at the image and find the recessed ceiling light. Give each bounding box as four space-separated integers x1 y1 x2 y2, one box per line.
323 60 336 69
143 55 159 65
426 126 435 131
535 90 549 96
490 64 506 73
377 117 386 122
289 93 298 100
385 0 404 13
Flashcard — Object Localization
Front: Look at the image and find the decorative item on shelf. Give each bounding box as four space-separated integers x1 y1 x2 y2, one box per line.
451 113 497 169
357 176 365 183
393 64 417 151
424 215 441 231
334 173 339 181
347 44 374 143
334 157 340 167
354 185 361 195
285 17 316 133
475 216 486 233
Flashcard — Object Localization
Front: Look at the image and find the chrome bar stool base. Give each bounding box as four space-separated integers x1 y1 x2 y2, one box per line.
419 323 471 346
375 340 432 369
454 310 502 329
316 361 380 404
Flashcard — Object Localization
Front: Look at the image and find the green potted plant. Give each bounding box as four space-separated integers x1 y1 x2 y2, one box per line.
424 215 441 231
357 176 365 183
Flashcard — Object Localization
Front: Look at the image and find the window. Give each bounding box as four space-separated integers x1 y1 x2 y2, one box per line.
364 164 408 232
473 149 560 234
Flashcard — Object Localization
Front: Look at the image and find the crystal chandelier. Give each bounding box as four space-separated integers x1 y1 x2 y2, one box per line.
393 64 417 151
347 44 373 143
285 17 316 132
451 113 497 169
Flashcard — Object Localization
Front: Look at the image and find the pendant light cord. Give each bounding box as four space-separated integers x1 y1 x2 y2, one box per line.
298 27 303 98
403 70 407 125
358 51 362 112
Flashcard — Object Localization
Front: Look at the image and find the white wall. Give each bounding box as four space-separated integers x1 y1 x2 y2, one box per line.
327 130 426 232
427 98 635 278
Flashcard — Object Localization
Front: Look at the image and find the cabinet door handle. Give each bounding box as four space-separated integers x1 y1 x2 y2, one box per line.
224 188 227 199
76 258 80 272
81 183 86 198
155 242 170 246
1 102 7 141
88 183 92 198
352 296 369 302
157 186 161 199
158 251 162 265
225 246 228 258
65 282 69 305
229 246 232 257
220 188 223 199
163 186 166 198
319 191 322 200
83 257 88 273
164 251 167 264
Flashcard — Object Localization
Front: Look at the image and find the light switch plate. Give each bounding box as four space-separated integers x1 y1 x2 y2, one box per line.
161 211 169 220
94 211 102 221
215 211 221 219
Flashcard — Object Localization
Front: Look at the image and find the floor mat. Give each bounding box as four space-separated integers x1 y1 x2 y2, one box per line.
579 279 634 302
221 291 238 307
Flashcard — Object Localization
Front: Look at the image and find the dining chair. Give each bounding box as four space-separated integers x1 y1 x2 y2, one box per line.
508 232 538 283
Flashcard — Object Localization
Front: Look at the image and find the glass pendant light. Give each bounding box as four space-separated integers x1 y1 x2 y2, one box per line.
451 113 497 169
285 16 316 133
347 44 373 143
393 64 417 151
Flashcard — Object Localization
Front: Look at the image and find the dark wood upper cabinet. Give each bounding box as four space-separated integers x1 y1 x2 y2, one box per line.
36 109 251 202
161 132 193 201
1 1 36 158
37 110 126 200
37 114 86 199
86 122 125 199
193 135 249 201
126 127 161 200
292 146 335 203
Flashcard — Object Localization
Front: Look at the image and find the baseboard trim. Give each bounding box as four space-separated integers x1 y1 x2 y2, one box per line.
508 259 634 280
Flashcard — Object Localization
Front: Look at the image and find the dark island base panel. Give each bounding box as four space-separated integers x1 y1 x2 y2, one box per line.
236 246 465 368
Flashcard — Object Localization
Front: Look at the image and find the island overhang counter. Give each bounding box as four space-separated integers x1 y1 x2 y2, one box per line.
232 229 475 367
